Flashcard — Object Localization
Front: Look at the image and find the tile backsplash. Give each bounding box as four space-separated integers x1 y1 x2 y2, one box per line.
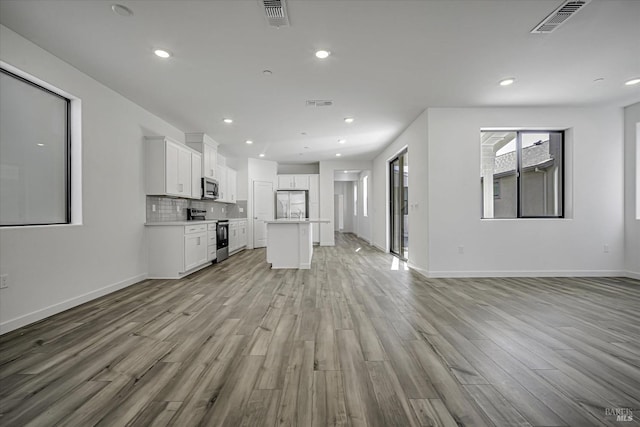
146 197 248 222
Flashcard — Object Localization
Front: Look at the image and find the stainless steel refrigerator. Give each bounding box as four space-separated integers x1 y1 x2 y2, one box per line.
276 190 308 219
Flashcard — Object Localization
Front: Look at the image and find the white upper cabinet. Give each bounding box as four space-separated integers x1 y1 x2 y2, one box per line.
146 136 200 199
186 132 218 180
227 168 237 203
191 151 202 199
278 174 310 190
215 153 237 204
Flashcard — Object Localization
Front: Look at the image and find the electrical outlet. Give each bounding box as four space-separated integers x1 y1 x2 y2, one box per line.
177 205 181 212
603 244 610 253
239 207 244 213
222 207 225 213
152 204 156 212
211 207 214 212
0 274 8 289
458 245 464 254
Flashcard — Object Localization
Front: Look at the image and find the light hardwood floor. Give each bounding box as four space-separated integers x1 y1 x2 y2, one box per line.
1 233 639 426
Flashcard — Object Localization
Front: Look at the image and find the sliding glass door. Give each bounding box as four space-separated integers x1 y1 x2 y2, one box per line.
390 150 408 259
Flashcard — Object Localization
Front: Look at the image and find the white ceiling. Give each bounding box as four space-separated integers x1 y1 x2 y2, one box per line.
1 0 638 163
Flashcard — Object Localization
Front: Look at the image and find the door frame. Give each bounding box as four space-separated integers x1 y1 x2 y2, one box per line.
389 149 408 260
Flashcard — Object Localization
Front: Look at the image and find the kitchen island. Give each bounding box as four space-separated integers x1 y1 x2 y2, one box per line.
265 219 330 269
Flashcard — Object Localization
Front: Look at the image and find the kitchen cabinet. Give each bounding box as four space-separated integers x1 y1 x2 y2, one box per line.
229 219 247 255
191 152 202 199
147 223 213 279
207 223 217 262
146 136 201 199
278 174 310 190
229 221 239 253
184 228 208 271
216 163 237 204
218 164 228 202
227 168 237 203
239 220 247 248
186 132 218 181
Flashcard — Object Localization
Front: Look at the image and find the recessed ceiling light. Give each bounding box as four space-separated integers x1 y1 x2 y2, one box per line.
499 78 515 86
154 49 171 59
338 139 346 144
625 78 640 86
111 4 133 17
593 77 605 83
344 170 348 173
262 70 273 75
336 153 341 157
344 117 354 124
259 153 265 157
245 140 253 144
315 50 330 59
37 143 45 147
223 118 233 124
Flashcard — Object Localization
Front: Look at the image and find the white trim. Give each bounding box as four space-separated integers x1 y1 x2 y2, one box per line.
0 273 147 334
425 270 627 278
407 262 429 278
624 271 640 281
372 242 386 252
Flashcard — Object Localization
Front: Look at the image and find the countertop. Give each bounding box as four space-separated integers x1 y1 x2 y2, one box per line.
265 218 330 224
145 218 248 226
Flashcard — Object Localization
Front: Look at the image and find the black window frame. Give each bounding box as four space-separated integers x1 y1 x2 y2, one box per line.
482 129 565 219
0 67 72 227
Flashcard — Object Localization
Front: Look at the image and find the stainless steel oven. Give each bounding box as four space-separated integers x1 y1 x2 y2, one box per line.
202 177 219 200
216 220 229 262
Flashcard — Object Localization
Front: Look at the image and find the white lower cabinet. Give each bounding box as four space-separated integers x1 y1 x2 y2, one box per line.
207 223 217 262
147 223 212 279
184 229 207 271
229 219 248 255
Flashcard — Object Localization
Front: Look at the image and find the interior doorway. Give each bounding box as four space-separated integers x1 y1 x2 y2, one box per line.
390 150 408 260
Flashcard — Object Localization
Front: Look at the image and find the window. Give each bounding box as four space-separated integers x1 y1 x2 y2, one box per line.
481 130 564 219
0 68 71 226
363 175 368 217
353 183 358 216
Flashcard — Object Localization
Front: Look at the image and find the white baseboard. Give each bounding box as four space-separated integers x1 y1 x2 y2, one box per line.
624 271 640 280
372 242 386 252
424 270 627 278
0 273 147 335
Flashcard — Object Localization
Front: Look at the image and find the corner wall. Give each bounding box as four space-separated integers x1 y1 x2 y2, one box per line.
426 107 625 277
372 111 429 273
624 102 640 278
0 25 186 333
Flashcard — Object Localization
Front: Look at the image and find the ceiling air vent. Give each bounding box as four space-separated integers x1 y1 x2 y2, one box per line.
531 0 590 34
261 0 290 28
306 100 333 107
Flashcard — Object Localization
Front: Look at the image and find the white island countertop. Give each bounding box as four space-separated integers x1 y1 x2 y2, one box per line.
264 218 330 224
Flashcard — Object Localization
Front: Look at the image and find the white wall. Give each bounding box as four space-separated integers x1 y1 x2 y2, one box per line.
426 107 625 277
372 111 429 273
357 171 372 243
624 102 640 278
0 26 186 333
319 159 373 246
277 163 319 174
247 157 278 249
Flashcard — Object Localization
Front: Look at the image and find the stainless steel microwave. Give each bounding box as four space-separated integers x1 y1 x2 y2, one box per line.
202 177 219 199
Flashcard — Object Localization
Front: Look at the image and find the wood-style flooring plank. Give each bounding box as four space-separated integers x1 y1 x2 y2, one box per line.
0 233 637 426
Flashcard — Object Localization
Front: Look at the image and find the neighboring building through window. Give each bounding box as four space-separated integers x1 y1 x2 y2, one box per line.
0 68 71 226
481 130 564 218
363 175 368 217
